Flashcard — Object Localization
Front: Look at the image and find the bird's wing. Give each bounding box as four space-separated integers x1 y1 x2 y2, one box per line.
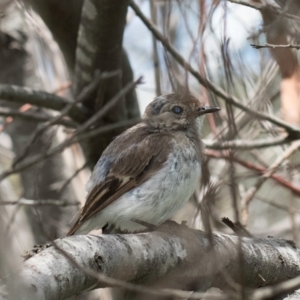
67 126 173 235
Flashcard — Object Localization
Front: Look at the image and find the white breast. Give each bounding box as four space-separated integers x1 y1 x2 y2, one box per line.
96 142 201 232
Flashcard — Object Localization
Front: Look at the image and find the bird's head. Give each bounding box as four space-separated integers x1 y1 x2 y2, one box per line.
143 93 220 132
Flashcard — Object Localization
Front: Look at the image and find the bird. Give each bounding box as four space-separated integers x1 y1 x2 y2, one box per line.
67 93 220 236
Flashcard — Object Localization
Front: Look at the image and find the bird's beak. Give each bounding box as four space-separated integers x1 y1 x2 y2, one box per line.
196 106 220 116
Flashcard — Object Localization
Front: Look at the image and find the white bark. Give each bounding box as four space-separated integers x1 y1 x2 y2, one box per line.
3 222 300 300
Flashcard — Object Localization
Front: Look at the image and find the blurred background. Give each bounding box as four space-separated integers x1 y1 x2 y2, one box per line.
0 0 300 299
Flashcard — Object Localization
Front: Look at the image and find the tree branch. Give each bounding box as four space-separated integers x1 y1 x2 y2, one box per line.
0 198 80 207
0 84 89 123
5 222 300 300
251 43 300 50
204 135 289 150
227 0 300 21
0 107 77 128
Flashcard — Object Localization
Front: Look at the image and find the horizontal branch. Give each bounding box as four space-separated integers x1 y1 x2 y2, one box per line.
0 107 77 128
228 0 300 21
0 84 89 123
251 43 300 50
0 198 80 207
204 135 289 150
6 222 300 300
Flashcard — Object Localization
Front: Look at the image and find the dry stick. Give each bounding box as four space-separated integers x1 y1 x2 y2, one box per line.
150 0 161 96
0 79 142 182
206 150 300 197
257 197 300 215
12 70 120 168
228 0 300 21
0 198 80 206
204 135 288 150
75 117 141 141
241 140 300 225
0 107 77 128
58 162 89 195
251 43 300 50
129 1 300 136
0 84 89 123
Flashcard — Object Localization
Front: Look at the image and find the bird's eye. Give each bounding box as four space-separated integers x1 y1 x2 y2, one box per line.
172 106 183 114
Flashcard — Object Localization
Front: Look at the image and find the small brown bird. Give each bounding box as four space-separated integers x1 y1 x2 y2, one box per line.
67 94 220 236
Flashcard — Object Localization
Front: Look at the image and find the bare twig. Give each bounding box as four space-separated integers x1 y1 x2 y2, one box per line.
251 43 300 50
150 0 161 96
228 0 300 21
129 1 300 136
204 135 289 150
221 217 253 237
0 198 80 206
75 117 141 140
0 84 89 123
58 162 88 194
241 140 300 224
0 107 76 128
257 197 300 215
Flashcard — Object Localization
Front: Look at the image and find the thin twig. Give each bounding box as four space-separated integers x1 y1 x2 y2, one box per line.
58 162 88 194
241 140 300 224
150 0 161 96
251 43 300 50
204 135 289 150
0 198 80 206
221 217 253 237
0 107 77 128
0 84 89 123
129 1 300 136
257 197 300 215
228 0 300 21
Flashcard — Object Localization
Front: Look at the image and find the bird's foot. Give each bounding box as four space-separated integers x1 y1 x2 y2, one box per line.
130 218 157 231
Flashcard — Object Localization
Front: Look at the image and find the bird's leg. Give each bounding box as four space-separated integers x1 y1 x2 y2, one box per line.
130 218 157 231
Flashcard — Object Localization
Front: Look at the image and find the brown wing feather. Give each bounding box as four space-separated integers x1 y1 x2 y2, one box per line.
67 125 173 236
